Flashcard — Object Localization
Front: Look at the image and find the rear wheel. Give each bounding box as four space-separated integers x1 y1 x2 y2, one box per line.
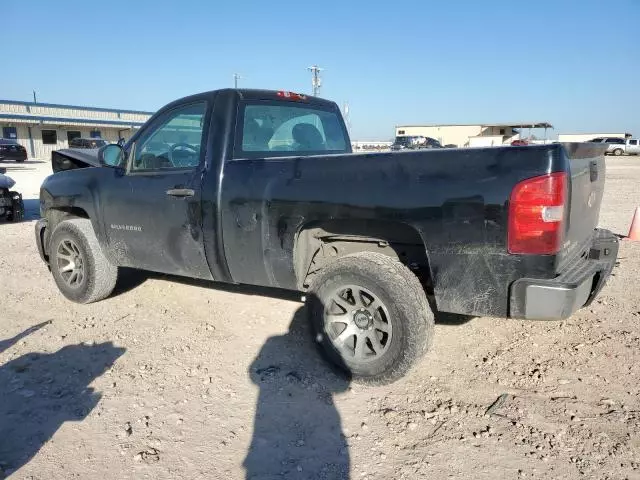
308 252 434 384
613 148 624 156
49 218 118 304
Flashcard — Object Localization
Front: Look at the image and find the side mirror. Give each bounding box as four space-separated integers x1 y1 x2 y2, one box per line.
99 144 125 168
117 138 126 147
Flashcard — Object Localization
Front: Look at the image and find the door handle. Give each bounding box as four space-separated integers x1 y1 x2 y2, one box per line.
589 161 598 182
166 188 195 197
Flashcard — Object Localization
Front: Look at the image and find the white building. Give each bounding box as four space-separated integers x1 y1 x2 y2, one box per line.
558 132 632 143
395 122 553 147
0 99 153 159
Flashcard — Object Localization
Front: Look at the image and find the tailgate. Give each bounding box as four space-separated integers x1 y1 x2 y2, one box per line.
558 143 608 270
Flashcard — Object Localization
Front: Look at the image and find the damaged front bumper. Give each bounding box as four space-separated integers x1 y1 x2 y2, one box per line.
509 229 619 320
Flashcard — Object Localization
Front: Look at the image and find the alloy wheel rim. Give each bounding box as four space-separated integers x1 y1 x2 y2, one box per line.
56 239 85 288
324 285 393 363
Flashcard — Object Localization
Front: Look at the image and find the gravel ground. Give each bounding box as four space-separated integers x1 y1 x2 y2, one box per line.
1 156 639 480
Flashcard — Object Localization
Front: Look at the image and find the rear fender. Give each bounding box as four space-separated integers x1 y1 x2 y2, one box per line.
294 219 433 291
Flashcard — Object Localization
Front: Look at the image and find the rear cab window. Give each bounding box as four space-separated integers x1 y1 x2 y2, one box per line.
234 99 349 159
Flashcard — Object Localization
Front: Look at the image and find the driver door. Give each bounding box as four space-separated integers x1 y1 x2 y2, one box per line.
100 101 212 279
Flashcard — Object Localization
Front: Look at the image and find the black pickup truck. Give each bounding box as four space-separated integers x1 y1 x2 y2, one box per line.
36 88 618 383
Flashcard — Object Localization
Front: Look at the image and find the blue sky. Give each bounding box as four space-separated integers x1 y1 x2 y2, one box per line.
2 0 638 140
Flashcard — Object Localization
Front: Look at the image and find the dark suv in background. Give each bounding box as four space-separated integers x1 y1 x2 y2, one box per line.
69 138 109 149
391 135 443 151
0 139 28 162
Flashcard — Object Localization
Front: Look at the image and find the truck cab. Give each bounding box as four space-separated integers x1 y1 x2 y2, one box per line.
625 138 639 155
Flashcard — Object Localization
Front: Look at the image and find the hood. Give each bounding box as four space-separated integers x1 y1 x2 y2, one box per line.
52 148 101 173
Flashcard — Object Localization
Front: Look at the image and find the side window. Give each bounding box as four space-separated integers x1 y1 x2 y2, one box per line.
42 130 58 145
607 138 624 144
3 127 17 139
67 131 81 143
630 140 638 146
131 102 206 171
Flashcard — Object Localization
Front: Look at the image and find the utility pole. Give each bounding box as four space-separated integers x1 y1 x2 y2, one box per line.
343 101 351 135
307 65 323 96
233 73 242 89
33 90 37 104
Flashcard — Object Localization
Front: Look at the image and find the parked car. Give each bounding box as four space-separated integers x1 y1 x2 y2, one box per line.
69 138 110 149
391 135 442 150
36 88 618 384
0 139 28 162
511 139 529 146
589 137 627 156
0 167 24 221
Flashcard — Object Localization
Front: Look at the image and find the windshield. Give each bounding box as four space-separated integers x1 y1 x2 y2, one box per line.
236 101 349 158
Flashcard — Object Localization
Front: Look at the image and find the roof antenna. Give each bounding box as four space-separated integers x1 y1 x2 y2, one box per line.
307 65 323 96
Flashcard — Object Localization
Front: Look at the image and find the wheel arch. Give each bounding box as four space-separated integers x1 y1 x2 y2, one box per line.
294 219 433 292
42 206 92 258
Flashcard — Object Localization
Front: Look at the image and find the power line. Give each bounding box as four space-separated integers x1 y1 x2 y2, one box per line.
307 65 323 97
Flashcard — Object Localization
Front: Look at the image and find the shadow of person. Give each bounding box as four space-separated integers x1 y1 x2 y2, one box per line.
0 321 51 355
244 301 351 480
0 340 125 478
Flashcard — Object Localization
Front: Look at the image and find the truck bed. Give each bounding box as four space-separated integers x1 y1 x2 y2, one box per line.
220 143 608 317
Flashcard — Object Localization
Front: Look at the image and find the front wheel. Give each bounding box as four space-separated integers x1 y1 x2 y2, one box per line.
613 148 624 156
49 218 118 304
308 252 434 384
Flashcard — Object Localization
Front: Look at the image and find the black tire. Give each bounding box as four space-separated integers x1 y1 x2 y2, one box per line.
6 192 23 222
613 148 623 156
49 218 118 304
308 252 434 384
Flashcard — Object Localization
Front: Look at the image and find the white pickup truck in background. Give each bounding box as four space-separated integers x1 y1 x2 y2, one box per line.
590 137 640 156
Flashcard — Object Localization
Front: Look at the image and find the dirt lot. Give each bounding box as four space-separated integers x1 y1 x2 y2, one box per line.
1 157 639 480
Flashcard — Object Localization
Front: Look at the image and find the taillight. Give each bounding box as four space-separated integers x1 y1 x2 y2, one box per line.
277 91 307 101
508 172 567 255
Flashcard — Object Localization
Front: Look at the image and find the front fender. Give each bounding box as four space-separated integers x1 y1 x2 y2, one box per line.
39 168 107 256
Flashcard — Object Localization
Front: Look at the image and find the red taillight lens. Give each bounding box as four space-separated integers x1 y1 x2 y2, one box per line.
508 172 567 255
277 91 307 101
